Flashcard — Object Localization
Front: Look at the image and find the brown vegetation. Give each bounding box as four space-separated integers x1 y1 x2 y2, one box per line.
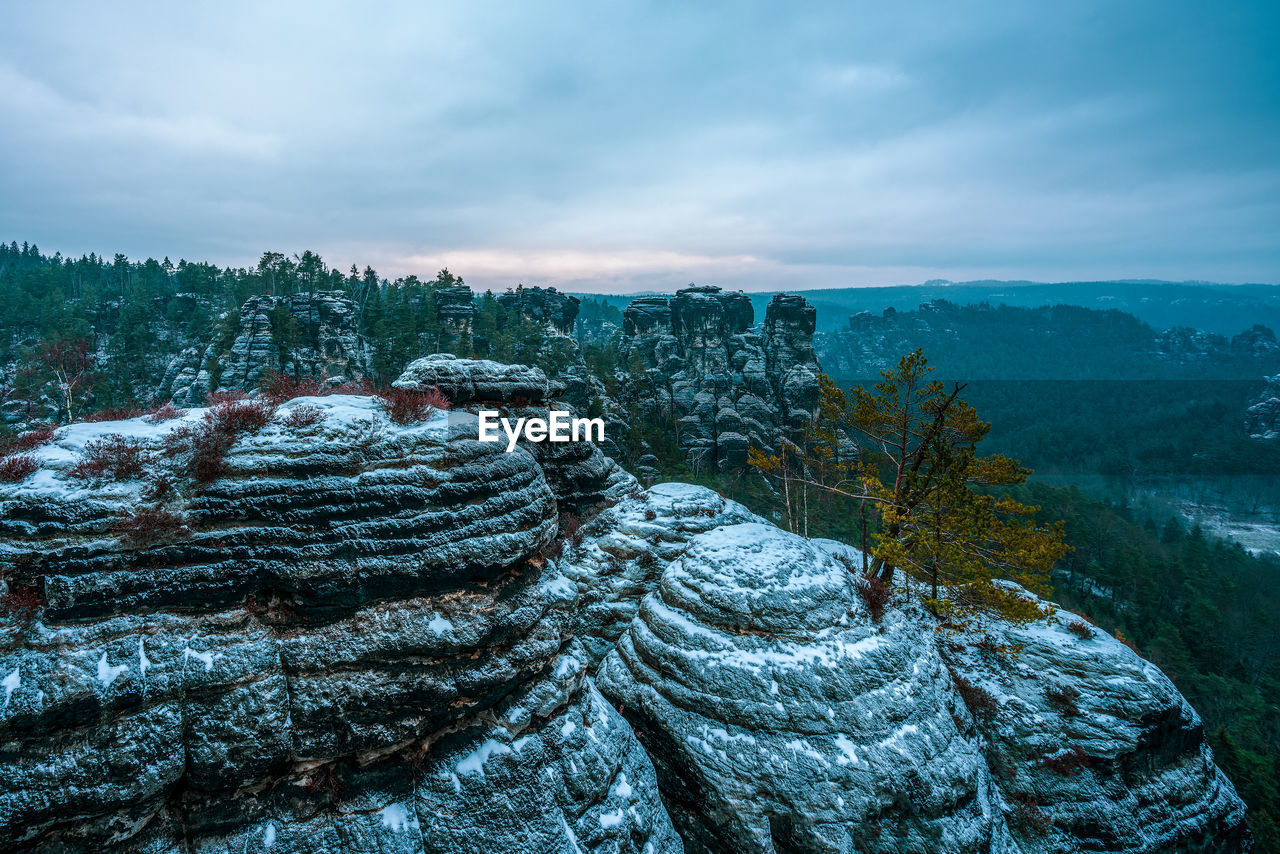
376 386 450 424
952 673 999 721
70 434 151 481
0 453 39 483
112 507 191 549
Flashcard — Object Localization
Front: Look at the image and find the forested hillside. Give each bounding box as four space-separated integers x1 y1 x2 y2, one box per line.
0 241 619 428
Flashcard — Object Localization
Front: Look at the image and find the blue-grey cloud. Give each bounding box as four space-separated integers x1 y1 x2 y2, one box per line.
1 0 1276 291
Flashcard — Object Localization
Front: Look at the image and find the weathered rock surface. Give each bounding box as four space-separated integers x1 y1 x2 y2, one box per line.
616 286 821 471
594 519 1007 854
945 596 1250 853
0 360 675 853
494 286 627 459
569 486 1248 854
158 291 371 406
0 357 1252 853
1245 374 1280 440
395 354 633 511
497 286 581 336
559 482 757 665
433 285 476 353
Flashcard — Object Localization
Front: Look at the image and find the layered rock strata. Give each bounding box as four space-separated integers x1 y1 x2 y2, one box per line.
616 286 820 471
0 357 1252 854
159 291 370 406
0 363 674 853
945 595 1250 853
393 354 633 511
570 486 1249 854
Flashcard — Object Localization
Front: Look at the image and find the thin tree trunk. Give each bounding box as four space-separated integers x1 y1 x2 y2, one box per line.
860 502 869 573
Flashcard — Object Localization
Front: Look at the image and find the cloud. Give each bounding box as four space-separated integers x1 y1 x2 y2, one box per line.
0 0 1276 289
0 64 279 158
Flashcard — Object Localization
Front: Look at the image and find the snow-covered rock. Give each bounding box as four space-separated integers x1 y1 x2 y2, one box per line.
595 520 1008 853
945 598 1249 852
0 357 1251 853
590 497 1248 853
0 361 676 853
558 483 757 664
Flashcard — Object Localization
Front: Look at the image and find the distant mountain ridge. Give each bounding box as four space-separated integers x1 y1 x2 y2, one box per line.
572 280 1280 336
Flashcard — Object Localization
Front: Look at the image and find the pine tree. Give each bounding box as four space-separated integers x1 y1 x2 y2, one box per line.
751 350 1068 622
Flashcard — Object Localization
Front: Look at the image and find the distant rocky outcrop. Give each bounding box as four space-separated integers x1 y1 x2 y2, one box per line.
497 285 580 336
491 286 627 459
432 285 476 353
1246 374 1280 440
617 285 821 472
159 291 370 406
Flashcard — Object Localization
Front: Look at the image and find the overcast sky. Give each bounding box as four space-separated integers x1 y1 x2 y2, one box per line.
2 1 1277 292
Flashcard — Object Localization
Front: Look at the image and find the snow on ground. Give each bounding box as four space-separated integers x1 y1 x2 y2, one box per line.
0 394 450 501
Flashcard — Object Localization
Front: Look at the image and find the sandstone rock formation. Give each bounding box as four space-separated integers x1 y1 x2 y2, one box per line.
1246 374 1280 440
563 486 1249 854
433 285 476 353
945 592 1249 853
616 285 820 471
158 291 370 406
0 360 675 853
497 285 581 336
492 286 627 459
0 357 1251 853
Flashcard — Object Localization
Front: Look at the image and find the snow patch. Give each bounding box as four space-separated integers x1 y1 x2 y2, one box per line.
379 803 419 833
560 815 585 854
834 734 859 766
599 809 625 829
96 653 128 687
2 668 18 708
183 646 216 671
612 772 633 799
427 613 453 634
456 739 511 777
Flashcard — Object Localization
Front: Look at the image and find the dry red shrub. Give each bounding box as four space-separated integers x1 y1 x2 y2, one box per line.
70 435 151 481
1045 684 1081 716
952 673 999 721
376 386 450 424
1065 619 1096 640
263 372 329 403
1041 746 1093 775
113 507 190 548
1006 795 1051 835
0 454 39 483
204 390 249 406
207 398 276 435
280 404 327 429
2 585 43 642
858 575 891 622
144 472 177 502
145 402 188 423
0 424 54 456
83 406 147 422
188 429 235 482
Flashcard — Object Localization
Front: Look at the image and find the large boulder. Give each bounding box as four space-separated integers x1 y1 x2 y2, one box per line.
595 521 1005 853
574 488 1249 854
0 372 676 852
